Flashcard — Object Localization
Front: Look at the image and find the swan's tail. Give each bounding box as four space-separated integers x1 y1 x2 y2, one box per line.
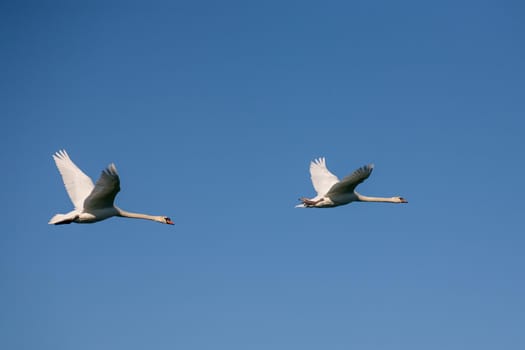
48 213 76 225
295 203 306 208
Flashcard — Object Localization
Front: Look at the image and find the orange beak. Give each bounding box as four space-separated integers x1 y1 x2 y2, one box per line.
166 218 174 225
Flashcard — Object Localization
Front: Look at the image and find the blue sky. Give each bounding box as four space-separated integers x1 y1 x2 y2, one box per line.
2 1 524 349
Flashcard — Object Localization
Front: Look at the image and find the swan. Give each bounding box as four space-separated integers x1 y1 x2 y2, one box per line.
297 157 408 208
49 150 174 225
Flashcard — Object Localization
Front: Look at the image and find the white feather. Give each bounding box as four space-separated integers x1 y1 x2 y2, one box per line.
309 157 339 198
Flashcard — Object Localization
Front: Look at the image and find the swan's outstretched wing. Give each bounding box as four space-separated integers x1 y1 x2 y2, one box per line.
326 164 374 196
53 150 95 210
83 163 120 210
310 157 340 196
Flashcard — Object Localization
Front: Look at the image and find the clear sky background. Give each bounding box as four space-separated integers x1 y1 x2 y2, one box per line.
2 1 524 349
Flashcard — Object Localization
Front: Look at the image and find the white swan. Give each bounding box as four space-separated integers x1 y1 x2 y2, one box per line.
49 150 174 225
297 157 408 208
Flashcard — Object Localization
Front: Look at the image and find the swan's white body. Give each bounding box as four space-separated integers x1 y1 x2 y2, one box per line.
49 150 174 225
297 157 407 208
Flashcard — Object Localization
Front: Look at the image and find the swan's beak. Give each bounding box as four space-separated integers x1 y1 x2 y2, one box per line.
400 197 408 203
166 218 175 225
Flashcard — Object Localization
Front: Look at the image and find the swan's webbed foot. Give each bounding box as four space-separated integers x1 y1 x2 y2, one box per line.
53 215 79 225
53 218 75 225
299 197 323 207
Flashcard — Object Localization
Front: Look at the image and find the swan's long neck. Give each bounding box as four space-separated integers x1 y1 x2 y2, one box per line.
116 208 162 222
356 193 398 203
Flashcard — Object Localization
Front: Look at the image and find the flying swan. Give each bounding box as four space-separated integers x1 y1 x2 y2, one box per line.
49 150 174 225
297 157 408 208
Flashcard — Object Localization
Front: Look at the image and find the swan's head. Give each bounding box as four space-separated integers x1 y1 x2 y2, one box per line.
162 216 174 225
395 196 408 203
